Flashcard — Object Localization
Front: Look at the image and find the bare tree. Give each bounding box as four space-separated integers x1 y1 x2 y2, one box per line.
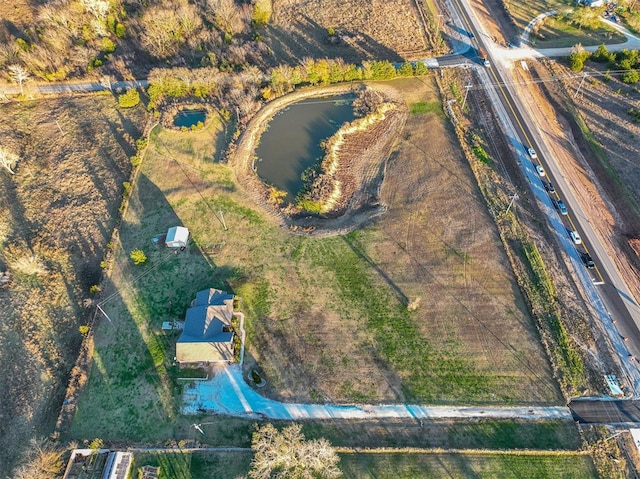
249 423 342 479
140 0 202 58
0 147 19 174
205 0 249 35
12 438 65 479
8 64 30 96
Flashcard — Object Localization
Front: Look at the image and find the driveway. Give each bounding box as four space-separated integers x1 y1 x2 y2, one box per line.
182 364 572 420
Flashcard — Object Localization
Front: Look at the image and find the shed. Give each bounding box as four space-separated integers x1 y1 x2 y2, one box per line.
166 226 189 248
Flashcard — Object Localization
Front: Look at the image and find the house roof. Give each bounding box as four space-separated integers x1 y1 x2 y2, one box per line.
176 289 236 362
178 305 233 344
193 288 234 307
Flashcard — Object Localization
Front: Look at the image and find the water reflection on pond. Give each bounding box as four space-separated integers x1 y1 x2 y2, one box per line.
173 109 207 128
255 95 355 202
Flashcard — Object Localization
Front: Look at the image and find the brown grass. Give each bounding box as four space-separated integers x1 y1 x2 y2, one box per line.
0 94 147 474
268 0 436 64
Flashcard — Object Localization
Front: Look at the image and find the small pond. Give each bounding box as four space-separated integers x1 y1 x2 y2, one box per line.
255 94 355 202
173 109 207 128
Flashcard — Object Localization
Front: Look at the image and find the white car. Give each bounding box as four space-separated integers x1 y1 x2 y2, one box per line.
535 164 546 176
570 230 582 245
527 148 537 159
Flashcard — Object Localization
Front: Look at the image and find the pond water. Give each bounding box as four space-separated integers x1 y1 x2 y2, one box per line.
173 109 207 128
255 95 355 202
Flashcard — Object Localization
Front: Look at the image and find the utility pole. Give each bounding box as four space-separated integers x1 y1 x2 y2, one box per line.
574 73 587 98
461 84 473 111
219 211 228 231
96 303 112 323
505 193 519 215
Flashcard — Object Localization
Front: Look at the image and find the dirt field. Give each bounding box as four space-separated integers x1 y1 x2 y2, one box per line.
0 94 146 474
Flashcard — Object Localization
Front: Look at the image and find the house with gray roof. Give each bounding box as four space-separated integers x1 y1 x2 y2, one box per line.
176 289 236 365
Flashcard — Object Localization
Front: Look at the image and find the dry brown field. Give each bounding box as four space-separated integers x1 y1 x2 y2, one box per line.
267 0 439 64
0 93 146 473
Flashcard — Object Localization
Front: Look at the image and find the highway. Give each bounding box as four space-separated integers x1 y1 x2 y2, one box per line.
447 0 640 398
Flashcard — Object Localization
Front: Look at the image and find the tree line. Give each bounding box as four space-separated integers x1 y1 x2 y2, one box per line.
570 43 640 83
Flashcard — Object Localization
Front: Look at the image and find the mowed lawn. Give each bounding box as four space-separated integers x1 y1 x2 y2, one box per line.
71 76 561 443
338 451 596 478
130 450 595 479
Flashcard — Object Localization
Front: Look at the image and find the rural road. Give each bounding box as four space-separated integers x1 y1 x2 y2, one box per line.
447 0 640 402
182 364 573 421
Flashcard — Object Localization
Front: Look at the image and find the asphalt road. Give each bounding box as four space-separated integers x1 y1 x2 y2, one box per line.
446 0 640 396
570 399 640 424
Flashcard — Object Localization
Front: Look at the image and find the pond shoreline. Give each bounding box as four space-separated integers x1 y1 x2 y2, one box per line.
231 83 407 237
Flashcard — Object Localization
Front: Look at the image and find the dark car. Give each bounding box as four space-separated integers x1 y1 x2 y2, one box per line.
581 252 595 269
544 182 556 194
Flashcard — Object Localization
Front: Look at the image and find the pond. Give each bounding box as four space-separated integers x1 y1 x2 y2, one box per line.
255 94 355 202
173 109 207 128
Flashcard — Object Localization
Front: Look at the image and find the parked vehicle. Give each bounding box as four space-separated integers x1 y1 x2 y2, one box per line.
570 230 582 245
581 252 595 269
527 147 537 159
535 164 546 176
544 182 556 194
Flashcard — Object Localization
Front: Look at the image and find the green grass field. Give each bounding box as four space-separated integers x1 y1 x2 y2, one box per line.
339 451 596 479
131 449 595 479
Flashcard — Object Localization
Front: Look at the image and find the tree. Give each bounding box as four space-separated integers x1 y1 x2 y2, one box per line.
118 89 140 108
8 64 29 96
249 423 342 479
140 0 202 59
569 43 590 72
252 0 272 27
0 146 19 174
129 249 147 265
13 438 65 479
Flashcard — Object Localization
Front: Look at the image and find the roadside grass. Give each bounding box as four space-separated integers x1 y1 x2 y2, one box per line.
567 103 640 219
444 65 591 396
339 451 596 479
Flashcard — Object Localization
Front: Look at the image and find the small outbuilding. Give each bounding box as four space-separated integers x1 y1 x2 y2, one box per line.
166 226 189 248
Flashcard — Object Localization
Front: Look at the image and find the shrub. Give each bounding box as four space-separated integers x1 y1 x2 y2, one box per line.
115 23 126 38
398 62 414 77
101 38 116 54
413 62 428 76
130 249 147 265
130 155 141 167
89 285 100 295
118 89 140 108
252 0 272 27
569 44 591 72
622 69 640 83
79 325 90 335
136 138 148 150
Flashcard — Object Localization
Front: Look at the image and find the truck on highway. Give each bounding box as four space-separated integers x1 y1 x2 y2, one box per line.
478 47 490 67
